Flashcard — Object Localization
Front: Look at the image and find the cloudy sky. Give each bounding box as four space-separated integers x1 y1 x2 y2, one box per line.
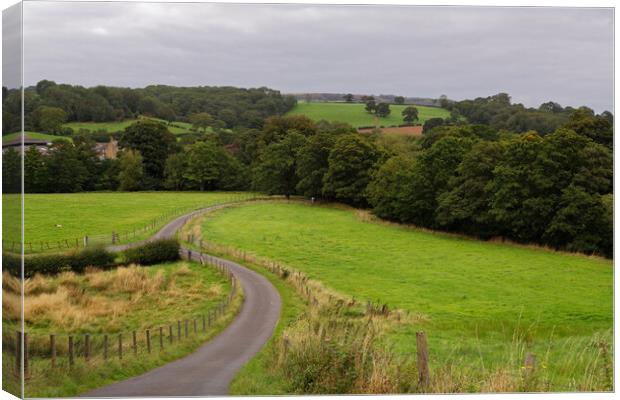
11 2 616 111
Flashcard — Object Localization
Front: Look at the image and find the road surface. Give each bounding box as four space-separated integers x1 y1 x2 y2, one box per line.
81 203 281 397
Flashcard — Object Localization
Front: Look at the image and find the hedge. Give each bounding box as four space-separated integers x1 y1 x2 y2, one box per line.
122 238 180 265
3 247 116 278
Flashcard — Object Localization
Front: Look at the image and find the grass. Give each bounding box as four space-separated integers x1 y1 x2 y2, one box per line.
195 201 613 392
2 131 72 144
286 102 450 128
2 260 242 397
2 192 255 252
64 117 195 136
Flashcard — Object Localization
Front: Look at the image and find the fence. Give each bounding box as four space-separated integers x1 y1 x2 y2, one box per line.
3 250 240 381
4 193 259 254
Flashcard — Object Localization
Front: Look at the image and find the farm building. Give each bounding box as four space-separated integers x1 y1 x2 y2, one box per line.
2 136 51 154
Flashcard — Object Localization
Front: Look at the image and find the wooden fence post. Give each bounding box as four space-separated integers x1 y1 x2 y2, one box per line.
146 330 151 354
169 325 173 344
23 332 29 378
159 327 164 350
185 320 189 338
118 334 123 359
15 331 21 376
103 335 108 360
68 335 75 366
132 331 137 356
177 321 182 340
50 334 56 368
193 319 197 334
112 231 116 245
84 334 90 361
416 331 430 389
84 235 89 247
202 315 206 332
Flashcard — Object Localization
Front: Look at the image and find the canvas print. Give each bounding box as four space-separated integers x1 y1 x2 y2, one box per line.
1 1 614 398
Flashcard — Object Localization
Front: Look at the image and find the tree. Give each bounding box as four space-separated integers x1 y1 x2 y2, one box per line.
543 186 612 256
343 93 354 103
189 112 214 132
367 156 415 219
183 140 223 191
164 153 188 190
2 147 21 193
564 108 613 149
120 119 176 188
42 141 89 193
24 145 46 192
261 115 317 145
394 96 405 105
435 141 506 237
296 133 337 198
375 103 391 118
401 106 419 124
118 150 144 191
322 134 383 206
365 99 376 114
34 106 67 134
423 117 445 133
253 133 307 198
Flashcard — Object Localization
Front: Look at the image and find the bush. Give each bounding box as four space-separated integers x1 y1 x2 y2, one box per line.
68 247 116 273
122 238 180 265
3 247 115 278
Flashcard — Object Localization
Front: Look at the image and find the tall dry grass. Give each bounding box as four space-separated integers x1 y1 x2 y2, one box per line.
2 263 221 334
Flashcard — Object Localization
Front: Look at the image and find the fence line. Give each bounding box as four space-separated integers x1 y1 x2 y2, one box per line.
4 193 259 254
4 249 240 379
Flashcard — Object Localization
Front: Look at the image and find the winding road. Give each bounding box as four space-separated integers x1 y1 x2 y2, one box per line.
81 203 282 397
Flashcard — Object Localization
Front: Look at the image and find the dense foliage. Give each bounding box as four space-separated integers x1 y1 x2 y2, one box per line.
122 238 181 265
442 93 613 145
2 80 297 134
3 247 115 278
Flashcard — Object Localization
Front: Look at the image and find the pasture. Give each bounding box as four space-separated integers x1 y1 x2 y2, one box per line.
64 117 195 135
286 102 450 128
198 201 613 390
2 132 72 144
2 192 253 251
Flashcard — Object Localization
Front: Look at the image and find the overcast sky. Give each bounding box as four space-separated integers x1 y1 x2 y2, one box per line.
9 2 615 111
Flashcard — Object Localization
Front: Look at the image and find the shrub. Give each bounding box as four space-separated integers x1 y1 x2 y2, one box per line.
3 247 115 278
67 247 116 273
122 238 180 265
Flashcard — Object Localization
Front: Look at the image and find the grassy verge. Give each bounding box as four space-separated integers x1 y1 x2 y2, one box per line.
2 260 243 397
179 201 612 393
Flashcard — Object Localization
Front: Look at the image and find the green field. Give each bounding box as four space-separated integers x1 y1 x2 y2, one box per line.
2 131 72 144
64 117 195 135
286 102 450 127
198 201 612 390
2 192 254 249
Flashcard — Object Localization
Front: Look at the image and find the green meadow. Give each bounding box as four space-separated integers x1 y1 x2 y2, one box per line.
2 192 253 249
2 131 72 144
286 102 450 127
199 201 613 390
64 118 195 135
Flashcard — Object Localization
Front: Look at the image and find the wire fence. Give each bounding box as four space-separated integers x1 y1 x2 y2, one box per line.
4 250 240 381
3 193 259 255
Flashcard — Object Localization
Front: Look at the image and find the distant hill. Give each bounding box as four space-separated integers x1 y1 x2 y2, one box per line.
287 93 443 107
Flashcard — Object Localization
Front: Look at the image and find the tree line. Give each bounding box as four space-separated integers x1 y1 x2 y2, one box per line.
2 80 297 134
2 91 612 257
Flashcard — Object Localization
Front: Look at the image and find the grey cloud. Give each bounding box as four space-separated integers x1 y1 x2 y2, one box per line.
15 2 614 111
